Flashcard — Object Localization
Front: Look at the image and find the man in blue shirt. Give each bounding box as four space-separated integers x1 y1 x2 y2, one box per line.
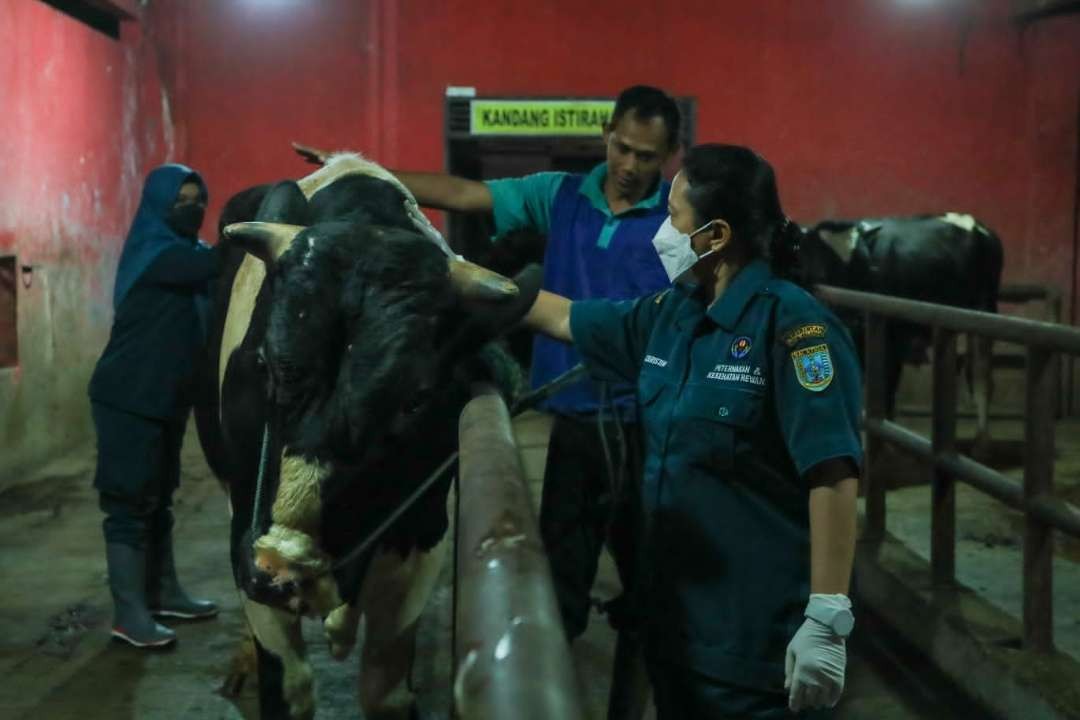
392 87 681 654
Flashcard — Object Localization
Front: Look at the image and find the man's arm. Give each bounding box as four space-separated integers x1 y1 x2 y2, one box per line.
292 141 493 213
392 171 494 213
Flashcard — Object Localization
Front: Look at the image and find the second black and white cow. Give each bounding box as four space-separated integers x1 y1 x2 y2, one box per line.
798 213 1003 449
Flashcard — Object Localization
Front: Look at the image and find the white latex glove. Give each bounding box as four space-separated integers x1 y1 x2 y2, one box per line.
784 594 850 713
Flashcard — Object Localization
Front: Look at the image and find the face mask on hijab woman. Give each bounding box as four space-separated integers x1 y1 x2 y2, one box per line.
165 203 206 238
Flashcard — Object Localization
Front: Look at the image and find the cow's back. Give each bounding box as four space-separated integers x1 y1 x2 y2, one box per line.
864 216 1002 312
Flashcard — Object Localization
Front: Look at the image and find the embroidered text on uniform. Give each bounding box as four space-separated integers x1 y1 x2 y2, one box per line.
707 363 766 386
782 323 827 347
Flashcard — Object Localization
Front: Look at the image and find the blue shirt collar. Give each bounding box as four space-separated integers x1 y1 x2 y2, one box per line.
579 162 665 217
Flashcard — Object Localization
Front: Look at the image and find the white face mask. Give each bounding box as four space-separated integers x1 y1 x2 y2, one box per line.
651 216 717 284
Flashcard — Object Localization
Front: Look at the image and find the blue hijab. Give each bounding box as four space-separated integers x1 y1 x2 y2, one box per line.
113 163 209 310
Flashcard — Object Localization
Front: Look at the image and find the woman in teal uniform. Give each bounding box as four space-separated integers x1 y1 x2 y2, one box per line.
524 144 862 718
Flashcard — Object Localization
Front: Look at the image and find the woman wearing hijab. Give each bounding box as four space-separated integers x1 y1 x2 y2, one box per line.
88 164 221 648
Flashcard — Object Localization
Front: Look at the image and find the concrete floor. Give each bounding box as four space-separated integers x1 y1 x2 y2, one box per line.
0 408 1045 719
873 414 1080 665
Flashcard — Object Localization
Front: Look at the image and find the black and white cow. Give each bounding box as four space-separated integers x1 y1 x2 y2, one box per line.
194 153 538 720
798 213 1003 449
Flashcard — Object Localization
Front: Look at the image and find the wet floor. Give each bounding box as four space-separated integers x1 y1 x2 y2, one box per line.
0 412 1005 719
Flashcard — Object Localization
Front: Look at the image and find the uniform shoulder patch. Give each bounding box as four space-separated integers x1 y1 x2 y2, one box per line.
791 343 834 392
781 322 827 347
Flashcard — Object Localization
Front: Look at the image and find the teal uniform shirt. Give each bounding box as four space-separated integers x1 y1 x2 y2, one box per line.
569 259 863 691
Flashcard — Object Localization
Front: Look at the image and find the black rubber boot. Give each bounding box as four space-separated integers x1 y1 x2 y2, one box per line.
146 517 218 620
106 542 177 648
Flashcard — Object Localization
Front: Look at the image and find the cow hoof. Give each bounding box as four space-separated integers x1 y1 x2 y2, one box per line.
219 670 248 698
219 634 257 698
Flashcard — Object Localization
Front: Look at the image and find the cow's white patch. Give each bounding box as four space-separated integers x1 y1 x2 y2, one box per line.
273 454 329 531
300 152 459 260
941 212 976 232
220 255 267 406
819 227 859 264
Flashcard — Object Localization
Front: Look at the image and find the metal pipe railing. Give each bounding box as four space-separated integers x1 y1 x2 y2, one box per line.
453 386 585 720
815 285 1080 353
863 418 1080 538
815 284 1080 653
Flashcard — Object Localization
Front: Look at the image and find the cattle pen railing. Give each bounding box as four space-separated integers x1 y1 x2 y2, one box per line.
814 284 1080 653
451 385 587 719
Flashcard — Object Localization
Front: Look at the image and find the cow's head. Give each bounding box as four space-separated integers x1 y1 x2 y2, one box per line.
217 173 538 611
225 217 526 469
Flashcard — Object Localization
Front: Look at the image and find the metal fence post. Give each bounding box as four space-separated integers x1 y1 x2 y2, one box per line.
863 313 889 542
1023 349 1057 652
931 328 957 587
454 387 586 719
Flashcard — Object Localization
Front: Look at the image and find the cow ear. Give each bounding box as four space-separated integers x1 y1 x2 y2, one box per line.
223 222 306 265
447 258 520 302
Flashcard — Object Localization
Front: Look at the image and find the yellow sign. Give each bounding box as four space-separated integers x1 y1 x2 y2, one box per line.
470 100 615 136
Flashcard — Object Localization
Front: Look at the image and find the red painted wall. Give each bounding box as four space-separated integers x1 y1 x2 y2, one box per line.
0 0 176 481
2 0 1078 475
163 0 1078 315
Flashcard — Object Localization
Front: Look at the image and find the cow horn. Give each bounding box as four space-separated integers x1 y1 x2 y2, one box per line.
223 222 306 264
448 259 519 301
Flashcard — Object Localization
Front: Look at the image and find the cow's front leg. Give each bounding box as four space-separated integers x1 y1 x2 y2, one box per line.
358 537 448 720
242 593 315 720
220 629 257 698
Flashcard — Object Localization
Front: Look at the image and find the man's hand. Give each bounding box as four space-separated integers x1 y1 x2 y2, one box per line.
292 141 331 166
785 595 850 712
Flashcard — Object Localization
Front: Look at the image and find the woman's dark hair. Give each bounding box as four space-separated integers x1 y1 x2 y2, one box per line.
682 144 802 282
